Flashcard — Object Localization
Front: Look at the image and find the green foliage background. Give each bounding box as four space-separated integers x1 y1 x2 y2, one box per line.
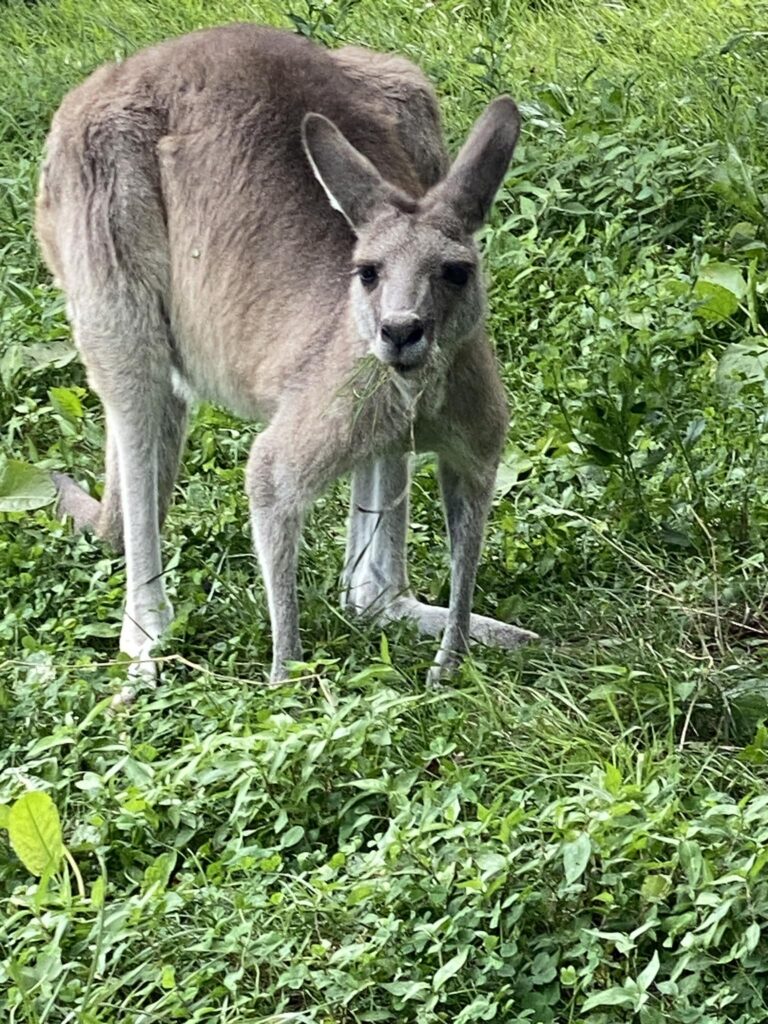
2 0 768 1020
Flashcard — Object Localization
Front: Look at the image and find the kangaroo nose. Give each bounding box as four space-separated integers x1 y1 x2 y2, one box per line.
381 316 424 350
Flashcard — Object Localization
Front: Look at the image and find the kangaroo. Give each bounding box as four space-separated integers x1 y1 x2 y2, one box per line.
37 23 537 685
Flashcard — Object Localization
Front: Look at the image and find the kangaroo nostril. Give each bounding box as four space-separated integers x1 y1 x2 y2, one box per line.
381 318 425 350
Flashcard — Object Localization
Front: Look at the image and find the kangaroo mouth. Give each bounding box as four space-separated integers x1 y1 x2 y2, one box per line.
392 360 423 376
385 344 430 375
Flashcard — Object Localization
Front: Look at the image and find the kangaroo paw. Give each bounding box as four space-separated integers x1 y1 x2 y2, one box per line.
51 471 102 533
383 597 538 649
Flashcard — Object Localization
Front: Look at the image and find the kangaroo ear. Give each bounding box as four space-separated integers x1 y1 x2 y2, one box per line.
302 113 405 231
428 96 521 233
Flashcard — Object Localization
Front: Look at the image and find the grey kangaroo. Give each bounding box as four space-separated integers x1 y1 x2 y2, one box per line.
37 23 536 684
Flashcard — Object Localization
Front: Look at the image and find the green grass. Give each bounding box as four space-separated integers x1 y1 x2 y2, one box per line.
3 0 768 1020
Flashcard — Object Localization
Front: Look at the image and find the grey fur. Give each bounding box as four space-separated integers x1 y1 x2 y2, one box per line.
37 23 537 682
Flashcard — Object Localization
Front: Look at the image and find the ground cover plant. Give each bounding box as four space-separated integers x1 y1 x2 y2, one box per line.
2 0 768 1020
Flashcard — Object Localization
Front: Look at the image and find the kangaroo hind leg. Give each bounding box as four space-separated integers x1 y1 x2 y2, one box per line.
78 302 181 679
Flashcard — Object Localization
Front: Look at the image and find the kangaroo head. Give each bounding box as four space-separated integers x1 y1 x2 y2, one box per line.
302 97 521 374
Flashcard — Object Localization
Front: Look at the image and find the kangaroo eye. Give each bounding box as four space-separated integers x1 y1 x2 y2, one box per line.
357 264 379 287
442 262 471 287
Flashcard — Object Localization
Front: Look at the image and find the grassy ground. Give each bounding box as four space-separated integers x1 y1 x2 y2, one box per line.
2 0 768 1020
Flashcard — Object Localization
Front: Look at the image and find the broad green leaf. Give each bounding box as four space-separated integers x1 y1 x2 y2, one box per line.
682 418 706 448
728 221 767 256
496 451 534 495
433 947 468 991
49 386 84 424
142 851 177 894
8 792 64 876
604 762 622 795
693 262 746 322
641 874 671 901
530 951 557 984
348 882 375 906
740 722 768 764
90 875 106 909
582 986 637 1011
711 145 764 221
1 345 27 391
476 851 508 878
693 281 739 320
678 839 704 887
379 631 391 664
23 341 77 372
0 804 9 828
717 341 768 395
698 261 747 299
538 83 573 117
621 309 652 330
0 458 56 512
657 980 679 997
455 995 498 1023
636 950 660 991
745 921 761 953
562 833 591 884
382 980 430 1001
280 825 305 848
